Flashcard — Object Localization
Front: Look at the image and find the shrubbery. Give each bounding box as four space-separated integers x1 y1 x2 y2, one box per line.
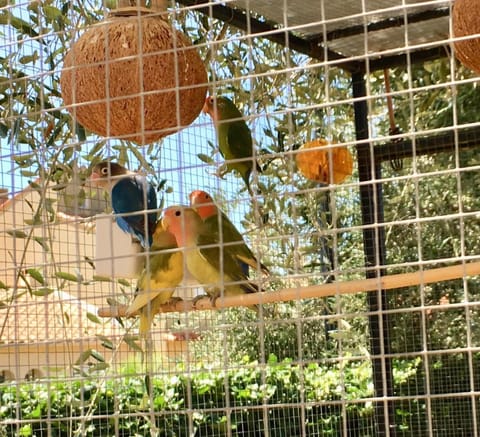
0 357 374 436
1 354 479 436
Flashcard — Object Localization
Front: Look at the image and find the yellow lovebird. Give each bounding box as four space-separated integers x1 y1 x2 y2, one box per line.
162 206 259 306
125 225 183 340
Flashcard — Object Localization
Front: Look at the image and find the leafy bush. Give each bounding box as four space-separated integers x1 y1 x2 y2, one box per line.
0 357 371 436
1 354 479 436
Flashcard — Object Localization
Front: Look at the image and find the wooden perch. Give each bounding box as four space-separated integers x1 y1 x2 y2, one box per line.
97 261 480 318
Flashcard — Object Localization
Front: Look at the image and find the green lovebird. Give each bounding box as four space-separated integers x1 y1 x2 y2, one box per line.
161 205 260 306
125 225 183 341
189 189 269 276
203 95 261 195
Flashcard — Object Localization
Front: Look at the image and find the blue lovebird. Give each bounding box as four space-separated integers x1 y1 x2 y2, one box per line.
90 161 158 248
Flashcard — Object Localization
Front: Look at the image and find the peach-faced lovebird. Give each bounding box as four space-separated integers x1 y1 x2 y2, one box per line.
161 206 259 305
125 225 183 341
203 95 260 195
189 190 269 276
90 161 157 248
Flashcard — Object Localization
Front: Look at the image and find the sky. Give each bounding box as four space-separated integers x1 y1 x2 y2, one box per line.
0 113 223 198
0 0 267 231
0 104 256 234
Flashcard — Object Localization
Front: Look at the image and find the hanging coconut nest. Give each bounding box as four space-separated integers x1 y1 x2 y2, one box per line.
296 139 353 184
453 0 480 74
60 0 207 145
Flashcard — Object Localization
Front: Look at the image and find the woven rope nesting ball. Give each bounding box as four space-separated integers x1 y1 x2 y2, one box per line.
296 139 353 184
61 9 207 145
453 0 480 74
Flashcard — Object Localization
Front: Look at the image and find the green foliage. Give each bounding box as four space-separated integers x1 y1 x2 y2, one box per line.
2 2 480 434
0 358 375 436
176 10 480 372
379 144 480 354
0 0 172 320
1 354 478 436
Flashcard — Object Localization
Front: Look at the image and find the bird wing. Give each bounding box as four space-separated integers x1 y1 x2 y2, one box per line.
206 213 253 259
205 213 269 275
221 119 253 161
111 176 158 246
196 231 258 294
126 250 183 315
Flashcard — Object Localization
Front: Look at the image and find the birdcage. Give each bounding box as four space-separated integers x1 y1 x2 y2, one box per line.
1 0 480 435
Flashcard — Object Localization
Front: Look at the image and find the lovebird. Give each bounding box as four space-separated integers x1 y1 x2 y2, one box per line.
125 225 183 340
189 190 269 276
203 95 261 195
161 205 259 305
90 161 158 248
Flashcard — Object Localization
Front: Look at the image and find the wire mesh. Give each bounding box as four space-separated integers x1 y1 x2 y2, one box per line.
1 0 480 435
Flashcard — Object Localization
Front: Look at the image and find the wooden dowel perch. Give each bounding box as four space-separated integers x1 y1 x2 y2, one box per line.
97 261 480 318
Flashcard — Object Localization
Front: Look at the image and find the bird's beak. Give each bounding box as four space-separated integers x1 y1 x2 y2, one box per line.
202 100 209 114
188 190 197 204
87 171 101 187
160 217 168 231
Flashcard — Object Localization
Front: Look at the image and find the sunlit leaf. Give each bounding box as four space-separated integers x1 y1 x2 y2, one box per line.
6 229 27 238
0 13 40 40
33 236 50 252
123 335 143 353
29 181 41 190
75 349 93 365
92 275 113 282
31 287 54 297
90 349 106 362
18 52 39 65
106 297 122 306
117 278 131 287
87 312 102 324
89 362 110 371
75 122 86 142
97 335 114 350
128 145 154 172
116 146 129 165
18 424 32 437
26 268 45 285
13 153 35 166
197 153 215 164
42 5 62 21
55 271 80 282
85 141 105 160
24 216 43 226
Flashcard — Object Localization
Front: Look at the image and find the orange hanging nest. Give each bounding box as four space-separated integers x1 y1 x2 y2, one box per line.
60 3 207 145
296 139 353 184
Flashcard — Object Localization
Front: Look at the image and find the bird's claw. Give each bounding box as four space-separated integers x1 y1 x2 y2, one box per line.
209 293 219 308
215 168 228 180
192 294 209 309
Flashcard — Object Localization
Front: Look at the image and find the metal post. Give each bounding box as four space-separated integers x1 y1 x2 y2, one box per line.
351 71 396 436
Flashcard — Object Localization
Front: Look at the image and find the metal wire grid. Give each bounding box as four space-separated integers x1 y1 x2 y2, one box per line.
1 0 480 435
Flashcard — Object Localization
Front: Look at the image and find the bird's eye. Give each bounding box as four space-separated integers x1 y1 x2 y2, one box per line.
101 167 109 175
208 97 214 104
175 210 181 217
